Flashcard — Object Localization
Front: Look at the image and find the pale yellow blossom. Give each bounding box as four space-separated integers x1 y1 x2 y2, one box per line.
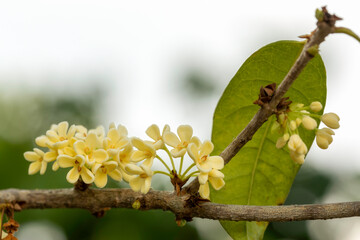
92 160 122 188
302 116 317 130
125 164 153 194
198 169 225 199
73 132 108 166
145 124 170 149
163 125 198 157
24 148 48 175
131 137 156 167
187 140 224 173
57 155 95 184
310 101 322 112
114 144 135 182
103 124 129 156
45 121 76 149
316 128 335 149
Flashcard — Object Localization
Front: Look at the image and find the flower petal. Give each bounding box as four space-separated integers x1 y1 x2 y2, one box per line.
108 169 122 181
24 151 40 162
201 140 214 156
146 124 160 141
108 128 120 142
66 167 80 183
35 135 49 147
141 177 152 194
44 151 57 162
129 176 143 192
125 164 143 175
40 161 47 175
81 167 95 184
94 149 109 163
57 121 69 137
74 141 86 155
199 183 210 199
207 156 224 170
187 143 199 162
198 172 209 185
170 148 186 158
28 161 41 175
117 125 128 137
94 171 108 188
209 176 225 190
177 125 193 142
131 150 147 162
86 133 100 149
57 155 75 168
163 132 180 148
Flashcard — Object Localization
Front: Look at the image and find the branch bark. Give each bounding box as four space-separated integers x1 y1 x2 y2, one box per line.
0 188 359 222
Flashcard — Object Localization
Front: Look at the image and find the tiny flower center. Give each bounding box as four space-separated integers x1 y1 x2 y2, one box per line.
140 173 147 178
199 155 208 164
84 147 91 155
101 166 107 174
77 166 82 172
59 137 66 141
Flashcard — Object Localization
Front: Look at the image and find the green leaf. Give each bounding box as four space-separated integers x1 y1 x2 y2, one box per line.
211 41 326 239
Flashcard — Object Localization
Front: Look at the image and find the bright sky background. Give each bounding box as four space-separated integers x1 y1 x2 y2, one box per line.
0 1 359 239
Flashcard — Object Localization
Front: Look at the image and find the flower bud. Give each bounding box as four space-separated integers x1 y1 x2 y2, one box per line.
310 101 322 112
321 113 340 129
316 134 330 149
302 116 317 130
276 133 289 149
296 118 302 126
288 134 307 155
132 200 141 209
290 151 305 164
290 120 297 131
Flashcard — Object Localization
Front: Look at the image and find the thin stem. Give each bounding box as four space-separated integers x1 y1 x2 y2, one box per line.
181 163 196 178
155 155 172 173
163 146 176 171
179 156 184 175
184 170 200 180
154 170 174 178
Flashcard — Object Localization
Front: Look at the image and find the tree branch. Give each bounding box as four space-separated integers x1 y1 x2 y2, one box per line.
0 188 359 222
184 7 339 194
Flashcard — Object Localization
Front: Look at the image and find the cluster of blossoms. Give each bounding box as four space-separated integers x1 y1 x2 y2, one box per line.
24 122 225 199
273 101 340 164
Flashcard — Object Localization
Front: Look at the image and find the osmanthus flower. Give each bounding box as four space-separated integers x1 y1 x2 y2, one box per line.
187 140 224 173
73 132 109 166
130 137 156 167
321 112 340 129
114 144 135 182
92 160 122 188
163 125 199 157
57 154 95 184
24 148 48 175
198 169 225 199
44 121 77 149
103 124 129 156
125 164 153 194
145 124 170 150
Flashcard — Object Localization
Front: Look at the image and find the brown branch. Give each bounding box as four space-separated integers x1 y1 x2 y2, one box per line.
0 188 359 222
184 7 340 194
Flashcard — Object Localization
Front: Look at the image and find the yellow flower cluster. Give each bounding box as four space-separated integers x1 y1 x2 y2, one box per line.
273 101 340 164
24 122 225 199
